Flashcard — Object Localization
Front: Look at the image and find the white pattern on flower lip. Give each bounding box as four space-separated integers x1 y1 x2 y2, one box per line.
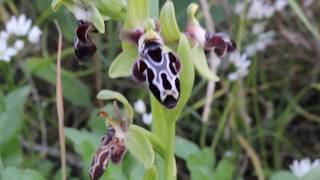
290 158 320 177
0 14 42 62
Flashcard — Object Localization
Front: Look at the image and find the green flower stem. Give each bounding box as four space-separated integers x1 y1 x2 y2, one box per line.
163 120 177 180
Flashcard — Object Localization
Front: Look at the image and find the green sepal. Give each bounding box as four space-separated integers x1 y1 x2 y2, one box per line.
159 1 180 43
143 165 158 180
51 0 65 11
191 46 220 81
97 90 134 125
108 45 138 78
127 0 150 29
126 125 155 169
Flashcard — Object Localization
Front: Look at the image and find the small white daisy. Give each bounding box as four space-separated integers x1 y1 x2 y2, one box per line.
228 51 251 81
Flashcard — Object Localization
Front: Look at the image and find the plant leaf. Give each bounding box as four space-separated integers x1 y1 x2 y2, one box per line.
270 171 298 180
126 125 155 169
186 148 215 180
191 46 219 81
175 136 200 160
108 47 138 78
214 158 235 180
159 1 181 43
97 90 134 124
24 58 91 106
0 86 30 146
301 167 320 180
1 167 45 180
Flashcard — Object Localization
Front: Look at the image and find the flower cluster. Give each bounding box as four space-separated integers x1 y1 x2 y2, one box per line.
290 158 320 177
0 14 41 62
227 51 251 81
235 0 288 20
134 99 152 125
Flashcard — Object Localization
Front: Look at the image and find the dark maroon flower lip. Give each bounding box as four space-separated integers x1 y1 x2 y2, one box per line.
89 126 127 180
74 20 97 63
132 37 181 109
204 32 237 57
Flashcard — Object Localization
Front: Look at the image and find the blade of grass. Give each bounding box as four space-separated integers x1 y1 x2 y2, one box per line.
288 0 320 40
54 20 67 180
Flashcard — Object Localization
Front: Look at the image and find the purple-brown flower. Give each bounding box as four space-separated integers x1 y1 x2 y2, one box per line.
89 111 127 180
74 20 97 63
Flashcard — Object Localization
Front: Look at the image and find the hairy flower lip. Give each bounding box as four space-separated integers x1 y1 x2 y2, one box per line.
204 32 237 57
89 124 127 180
74 20 97 62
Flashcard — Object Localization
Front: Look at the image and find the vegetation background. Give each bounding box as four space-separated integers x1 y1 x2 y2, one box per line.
0 0 320 179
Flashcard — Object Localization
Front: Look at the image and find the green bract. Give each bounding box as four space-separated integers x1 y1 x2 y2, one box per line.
108 47 138 78
191 47 220 81
126 125 155 169
143 165 158 180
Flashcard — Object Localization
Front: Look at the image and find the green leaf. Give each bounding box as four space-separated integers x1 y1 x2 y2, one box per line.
127 0 149 29
97 90 134 123
159 1 181 43
1 167 45 180
64 128 100 172
191 46 219 81
214 158 235 180
270 171 298 180
175 136 200 160
0 86 30 146
301 167 320 180
51 0 64 11
143 165 158 180
0 136 23 167
24 58 90 106
108 47 138 78
126 125 155 169
186 148 215 180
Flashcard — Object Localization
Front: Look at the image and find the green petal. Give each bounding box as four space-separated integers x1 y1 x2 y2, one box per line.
126 125 155 169
191 46 220 81
159 1 180 43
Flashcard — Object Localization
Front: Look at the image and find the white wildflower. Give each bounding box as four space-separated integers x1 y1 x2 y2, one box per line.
6 14 32 36
1 47 17 62
142 113 152 125
14 39 24 50
28 26 42 44
252 22 267 34
0 31 9 41
134 99 146 114
290 158 320 177
274 0 288 11
245 31 275 57
228 51 251 81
